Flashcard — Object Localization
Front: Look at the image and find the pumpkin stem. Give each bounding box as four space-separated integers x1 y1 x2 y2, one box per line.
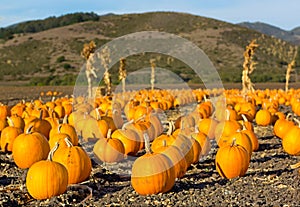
106 128 112 139
291 162 300 169
63 115 69 124
122 119 134 130
286 113 293 121
95 108 101 120
48 142 59 161
135 114 146 123
162 139 167 147
143 133 153 154
6 116 14 127
225 109 230 121
241 114 248 122
57 124 63 133
25 124 34 134
203 94 207 102
64 137 73 147
230 138 237 147
293 118 300 127
39 109 43 120
166 121 173 136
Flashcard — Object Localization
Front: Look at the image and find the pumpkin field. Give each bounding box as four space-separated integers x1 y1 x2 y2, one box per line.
1 82 300 206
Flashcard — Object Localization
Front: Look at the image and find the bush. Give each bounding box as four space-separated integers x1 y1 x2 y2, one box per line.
56 56 66 63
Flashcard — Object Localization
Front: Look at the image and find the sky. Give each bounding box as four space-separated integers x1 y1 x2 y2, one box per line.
0 0 299 31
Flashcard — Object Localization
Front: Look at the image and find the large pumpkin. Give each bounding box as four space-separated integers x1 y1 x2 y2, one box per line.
26 146 68 200
215 139 250 179
52 138 92 184
12 126 50 169
131 134 176 195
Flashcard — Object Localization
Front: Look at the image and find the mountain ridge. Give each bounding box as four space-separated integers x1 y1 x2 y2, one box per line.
238 21 300 45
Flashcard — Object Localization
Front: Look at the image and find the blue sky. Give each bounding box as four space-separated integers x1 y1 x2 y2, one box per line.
0 0 299 30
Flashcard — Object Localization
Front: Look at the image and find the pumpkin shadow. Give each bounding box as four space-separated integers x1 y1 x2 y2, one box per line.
0 176 14 186
251 152 290 163
257 142 282 151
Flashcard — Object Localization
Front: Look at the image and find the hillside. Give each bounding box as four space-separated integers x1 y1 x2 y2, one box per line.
238 22 300 45
0 12 299 86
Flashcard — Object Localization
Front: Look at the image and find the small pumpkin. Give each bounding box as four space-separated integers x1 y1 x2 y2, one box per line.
198 118 218 139
24 110 52 139
151 139 187 179
0 122 23 152
49 115 78 145
111 122 141 156
273 113 294 139
93 129 125 163
191 131 211 157
255 109 272 126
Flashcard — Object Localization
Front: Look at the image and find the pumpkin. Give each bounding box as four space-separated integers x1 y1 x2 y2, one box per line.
0 104 11 119
273 113 294 139
24 110 52 139
198 118 218 139
26 145 68 200
255 109 272 126
152 139 187 179
12 126 50 169
49 116 78 145
151 121 176 152
111 123 141 156
45 110 60 129
215 138 250 179
0 123 23 152
191 131 211 157
53 105 65 119
7 115 25 131
52 138 92 184
93 129 125 163
131 134 176 195
236 102 256 122
173 134 194 168
214 117 242 144
241 127 259 151
0 118 8 134
282 119 300 155
147 112 164 138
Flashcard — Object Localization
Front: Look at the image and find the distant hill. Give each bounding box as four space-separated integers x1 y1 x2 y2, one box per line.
238 22 300 45
0 12 299 86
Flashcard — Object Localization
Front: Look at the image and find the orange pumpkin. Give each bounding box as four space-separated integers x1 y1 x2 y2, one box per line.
93 129 125 163
12 126 50 169
215 139 250 179
282 120 300 155
131 134 176 195
255 109 272 126
26 145 68 200
52 138 92 184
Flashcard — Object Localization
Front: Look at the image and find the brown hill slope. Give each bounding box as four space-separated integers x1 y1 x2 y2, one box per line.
0 12 298 85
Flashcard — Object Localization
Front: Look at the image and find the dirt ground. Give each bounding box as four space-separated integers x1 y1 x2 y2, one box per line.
1 83 300 206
